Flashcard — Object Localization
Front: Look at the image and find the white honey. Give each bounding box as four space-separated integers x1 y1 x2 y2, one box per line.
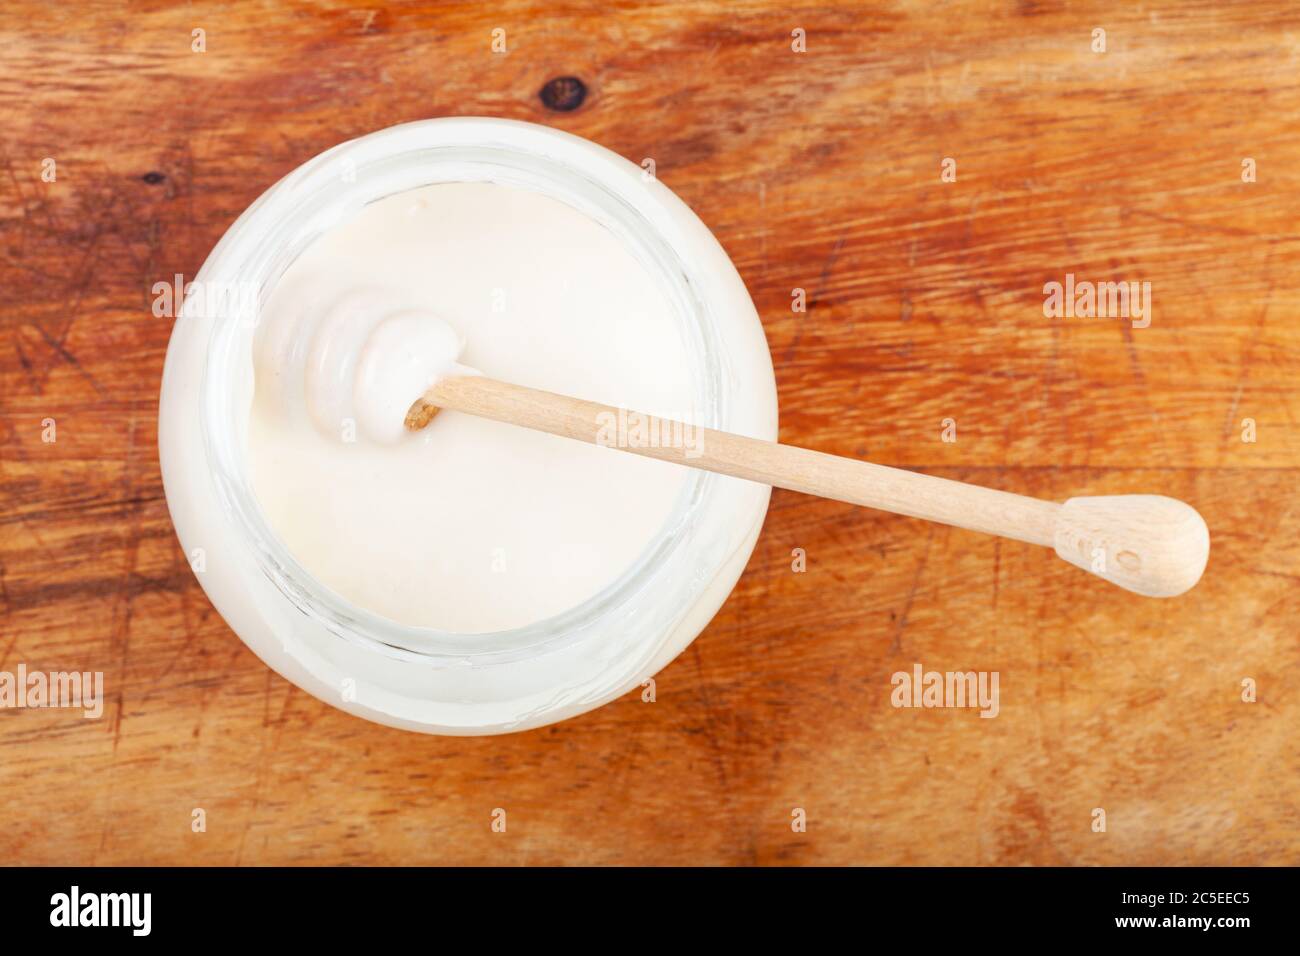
247 182 698 632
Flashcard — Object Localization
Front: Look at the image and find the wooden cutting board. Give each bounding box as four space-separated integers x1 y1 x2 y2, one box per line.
2 1 1297 865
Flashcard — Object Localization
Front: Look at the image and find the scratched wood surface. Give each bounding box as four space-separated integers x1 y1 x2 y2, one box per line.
2 0 1298 866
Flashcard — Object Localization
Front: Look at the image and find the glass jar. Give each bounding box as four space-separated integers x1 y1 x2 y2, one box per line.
159 117 778 734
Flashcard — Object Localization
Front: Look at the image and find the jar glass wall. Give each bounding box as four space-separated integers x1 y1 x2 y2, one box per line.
159 118 778 734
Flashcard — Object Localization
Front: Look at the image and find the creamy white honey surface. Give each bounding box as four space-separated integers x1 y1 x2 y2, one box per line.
248 182 697 632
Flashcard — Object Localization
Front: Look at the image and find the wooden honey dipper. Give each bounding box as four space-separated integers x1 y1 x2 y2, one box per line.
407 376 1209 598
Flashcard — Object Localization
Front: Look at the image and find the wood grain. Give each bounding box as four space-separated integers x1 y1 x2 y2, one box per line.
2 0 1298 865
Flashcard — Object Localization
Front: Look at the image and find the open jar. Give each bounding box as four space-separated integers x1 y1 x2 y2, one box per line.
158 118 778 734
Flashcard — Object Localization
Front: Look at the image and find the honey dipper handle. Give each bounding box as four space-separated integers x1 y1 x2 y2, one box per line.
409 376 1209 598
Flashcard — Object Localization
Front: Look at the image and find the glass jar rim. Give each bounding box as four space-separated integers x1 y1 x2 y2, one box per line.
191 118 728 665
